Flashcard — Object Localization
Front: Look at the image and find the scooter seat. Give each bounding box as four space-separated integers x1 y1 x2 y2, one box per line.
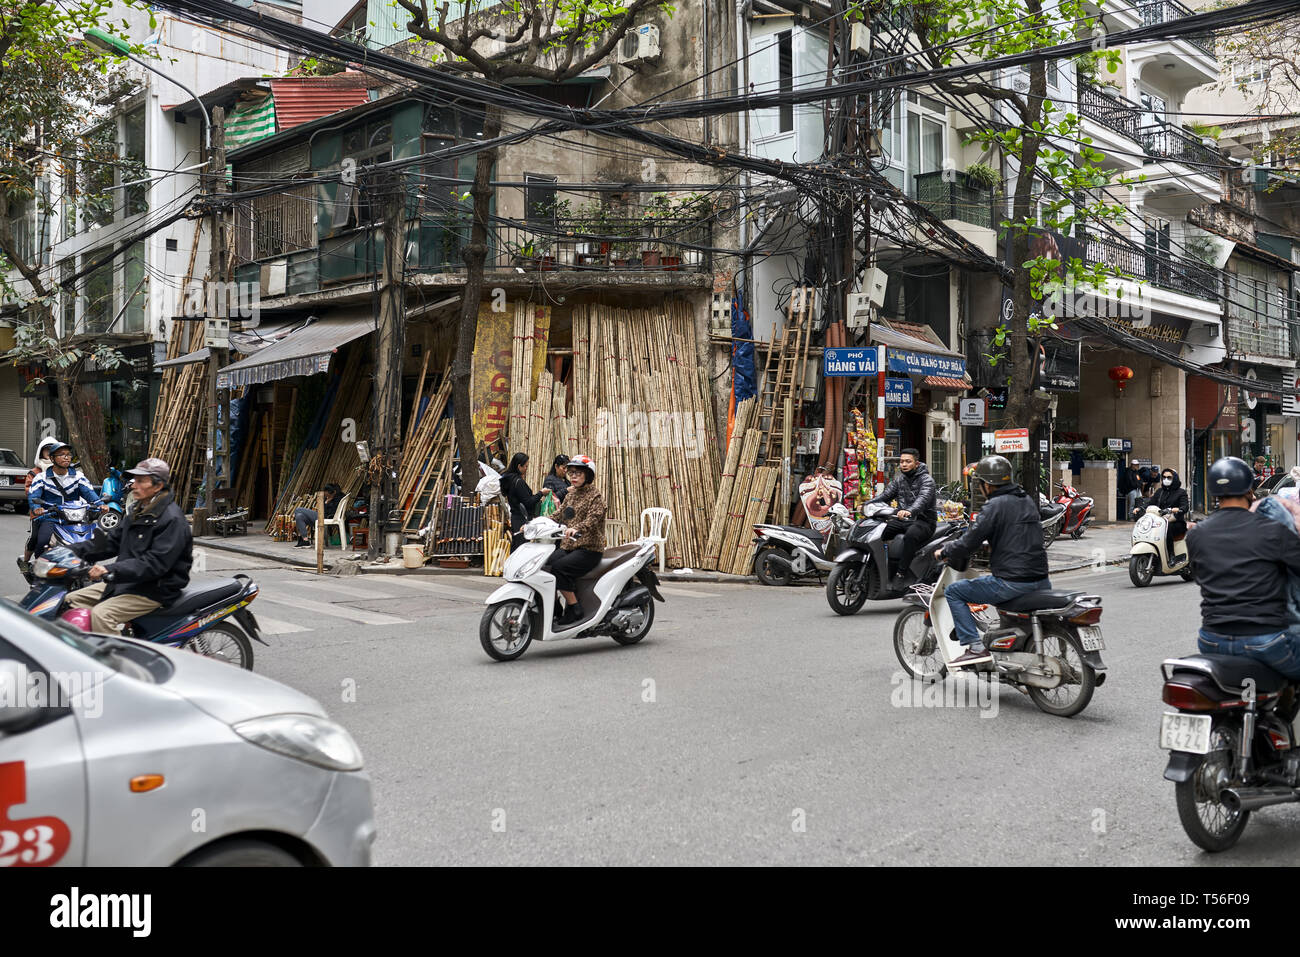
996 589 1084 612
159 579 245 616
779 525 823 543
576 543 643 581
1170 654 1289 697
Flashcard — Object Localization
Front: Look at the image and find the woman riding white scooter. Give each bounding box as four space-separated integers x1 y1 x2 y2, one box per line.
547 454 606 626
1132 467 1189 543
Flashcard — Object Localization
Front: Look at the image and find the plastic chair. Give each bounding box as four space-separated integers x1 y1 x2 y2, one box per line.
640 507 673 572
320 512 353 550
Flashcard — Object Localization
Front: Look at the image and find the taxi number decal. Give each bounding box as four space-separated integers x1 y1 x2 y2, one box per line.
0 762 71 866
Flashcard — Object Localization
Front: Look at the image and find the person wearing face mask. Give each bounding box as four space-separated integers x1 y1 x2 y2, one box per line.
1134 467 1190 547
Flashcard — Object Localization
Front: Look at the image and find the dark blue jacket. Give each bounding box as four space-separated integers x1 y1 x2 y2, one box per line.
942 483 1049 582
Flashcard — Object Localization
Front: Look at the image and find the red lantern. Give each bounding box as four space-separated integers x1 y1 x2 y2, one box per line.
1108 365 1134 394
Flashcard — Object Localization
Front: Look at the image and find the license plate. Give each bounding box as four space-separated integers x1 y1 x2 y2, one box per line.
1079 625 1105 652
1160 712 1212 754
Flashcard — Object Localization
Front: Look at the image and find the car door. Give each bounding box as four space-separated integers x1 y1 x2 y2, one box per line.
0 635 87 867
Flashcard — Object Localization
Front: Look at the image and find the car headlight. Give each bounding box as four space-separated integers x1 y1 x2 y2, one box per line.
233 714 364 771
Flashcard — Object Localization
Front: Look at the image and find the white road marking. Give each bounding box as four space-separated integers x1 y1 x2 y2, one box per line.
251 615 311 635
365 575 495 601
255 594 412 626
291 579 402 601
655 585 719 599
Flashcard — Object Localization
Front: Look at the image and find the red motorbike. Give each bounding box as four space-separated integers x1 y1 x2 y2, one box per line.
1055 481 1094 540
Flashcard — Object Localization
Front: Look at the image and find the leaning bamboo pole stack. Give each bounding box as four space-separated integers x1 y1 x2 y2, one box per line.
702 397 756 569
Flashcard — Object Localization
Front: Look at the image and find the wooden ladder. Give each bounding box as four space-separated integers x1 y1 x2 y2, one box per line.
759 286 814 465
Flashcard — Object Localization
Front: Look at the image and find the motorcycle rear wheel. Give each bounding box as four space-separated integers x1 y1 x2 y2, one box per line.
187 623 253 670
826 563 868 616
1174 726 1250 852
610 600 654 645
1129 553 1155 588
754 546 793 586
1026 626 1095 717
97 510 121 531
480 599 535 661
893 607 946 682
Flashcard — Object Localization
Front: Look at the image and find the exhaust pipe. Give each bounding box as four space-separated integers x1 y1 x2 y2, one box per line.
1220 786 1300 813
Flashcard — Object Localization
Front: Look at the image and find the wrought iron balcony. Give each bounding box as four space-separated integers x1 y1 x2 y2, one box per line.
1077 84 1143 142
1140 123 1223 170
1082 233 1221 301
1137 0 1216 57
913 171 996 229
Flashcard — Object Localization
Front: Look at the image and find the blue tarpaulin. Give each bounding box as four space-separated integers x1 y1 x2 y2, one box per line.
731 293 756 402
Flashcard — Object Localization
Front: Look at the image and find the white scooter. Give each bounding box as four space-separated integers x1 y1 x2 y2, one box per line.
1128 505 1193 587
479 517 665 661
892 562 1107 717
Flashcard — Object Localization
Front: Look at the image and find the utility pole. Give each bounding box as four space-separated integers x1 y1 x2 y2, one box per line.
369 170 407 559
199 105 228 535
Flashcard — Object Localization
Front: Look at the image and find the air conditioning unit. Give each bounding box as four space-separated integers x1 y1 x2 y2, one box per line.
619 24 660 66
928 415 955 443
846 292 873 329
850 21 871 56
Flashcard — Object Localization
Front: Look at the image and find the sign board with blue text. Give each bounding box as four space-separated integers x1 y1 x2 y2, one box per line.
885 378 913 407
823 348 877 376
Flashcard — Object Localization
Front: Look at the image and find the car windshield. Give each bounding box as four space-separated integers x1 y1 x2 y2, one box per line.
0 599 154 677
0 449 22 468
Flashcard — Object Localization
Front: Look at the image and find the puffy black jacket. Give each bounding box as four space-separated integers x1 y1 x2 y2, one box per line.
70 490 193 605
500 472 547 533
542 472 569 503
870 463 937 524
941 483 1049 582
1146 469 1190 515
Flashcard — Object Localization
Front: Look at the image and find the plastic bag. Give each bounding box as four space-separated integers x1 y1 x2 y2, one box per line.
538 494 558 518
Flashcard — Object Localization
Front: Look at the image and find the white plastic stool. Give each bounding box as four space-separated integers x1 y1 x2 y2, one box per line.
640 507 673 572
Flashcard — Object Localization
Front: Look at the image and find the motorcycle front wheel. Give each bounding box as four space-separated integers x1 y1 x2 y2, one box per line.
187 623 253 670
97 510 121 531
1175 724 1250 852
754 546 793 586
1129 553 1155 587
1027 626 1095 717
893 607 945 682
826 563 868 616
480 599 535 661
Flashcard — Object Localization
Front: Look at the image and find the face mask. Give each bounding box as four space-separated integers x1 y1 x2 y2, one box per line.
1162 478 1173 486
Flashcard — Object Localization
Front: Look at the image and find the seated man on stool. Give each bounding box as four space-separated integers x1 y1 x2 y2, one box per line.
64 458 193 635
867 448 938 587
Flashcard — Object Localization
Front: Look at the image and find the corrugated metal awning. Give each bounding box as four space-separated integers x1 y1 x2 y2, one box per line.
157 347 209 369
215 315 373 389
269 72 372 131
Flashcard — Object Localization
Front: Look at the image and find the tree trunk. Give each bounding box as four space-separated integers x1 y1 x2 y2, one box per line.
54 373 100 485
451 106 502 488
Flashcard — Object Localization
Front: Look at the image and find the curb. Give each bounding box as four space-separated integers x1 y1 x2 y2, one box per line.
194 537 333 570
350 563 758 584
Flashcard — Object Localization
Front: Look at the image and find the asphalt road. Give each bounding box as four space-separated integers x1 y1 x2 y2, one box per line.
3 511 1297 866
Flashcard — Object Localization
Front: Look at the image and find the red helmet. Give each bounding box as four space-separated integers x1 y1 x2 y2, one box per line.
566 454 596 482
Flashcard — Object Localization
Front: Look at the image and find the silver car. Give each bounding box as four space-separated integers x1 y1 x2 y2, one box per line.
0 448 29 511
0 601 375 866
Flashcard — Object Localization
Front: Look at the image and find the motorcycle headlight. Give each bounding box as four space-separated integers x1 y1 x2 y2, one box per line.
507 551 549 580
64 508 87 522
233 713 364 771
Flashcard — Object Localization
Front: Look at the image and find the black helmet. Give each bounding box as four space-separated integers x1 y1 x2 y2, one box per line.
1207 456 1255 497
972 454 1013 487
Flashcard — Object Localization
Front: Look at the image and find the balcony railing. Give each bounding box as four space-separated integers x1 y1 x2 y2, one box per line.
914 171 996 229
1140 124 1222 170
1137 0 1216 56
1077 84 1143 142
1082 233 1221 301
1227 313 1290 358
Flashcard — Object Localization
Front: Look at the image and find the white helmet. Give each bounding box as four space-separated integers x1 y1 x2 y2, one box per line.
566 454 596 482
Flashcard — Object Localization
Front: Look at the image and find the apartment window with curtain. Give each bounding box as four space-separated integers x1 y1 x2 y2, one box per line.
906 93 945 198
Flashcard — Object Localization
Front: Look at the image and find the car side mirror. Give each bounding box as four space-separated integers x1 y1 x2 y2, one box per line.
0 659 42 733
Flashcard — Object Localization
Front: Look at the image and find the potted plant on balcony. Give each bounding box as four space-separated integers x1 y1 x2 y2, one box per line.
640 192 672 268
611 238 637 268
1082 445 1118 468
964 162 1001 190
572 200 608 268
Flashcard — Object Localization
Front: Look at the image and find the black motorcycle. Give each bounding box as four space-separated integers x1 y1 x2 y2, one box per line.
825 503 968 615
1161 653 1300 851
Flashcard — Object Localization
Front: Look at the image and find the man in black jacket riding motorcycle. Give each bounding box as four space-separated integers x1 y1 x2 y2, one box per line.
64 457 194 635
868 448 937 587
934 455 1052 667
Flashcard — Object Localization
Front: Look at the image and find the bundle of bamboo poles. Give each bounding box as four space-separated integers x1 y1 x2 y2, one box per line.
397 370 453 538
263 345 370 532
702 397 756 570
149 317 208 508
520 302 721 568
482 504 510 576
